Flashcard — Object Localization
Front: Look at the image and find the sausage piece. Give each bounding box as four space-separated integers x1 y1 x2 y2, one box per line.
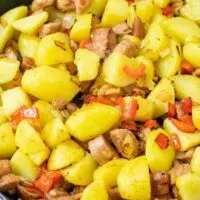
39 21 61 37
109 129 139 159
112 22 131 35
56 0 75 12
0 160 12 178
88 135 119 165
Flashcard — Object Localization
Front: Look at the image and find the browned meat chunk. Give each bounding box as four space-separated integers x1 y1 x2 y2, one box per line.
114 39 138 58
91 28 116 58
0 174 19 193
169 163 190 184
18 185 43 199
39 21 61 37
112 22 131 35
88 135 119 165
135 126 151 141
109 129 139 159
74 0 90 14
176 147 195 162
47 193 82 200
21 57 36 70
0 160 12 178
56 0 75 12
152 172 170 196
70 40 78 53
32 0 55 10
132 16 145 38
66 103 79 114
175 102 186 120
52 98 67 110
108 187 123 200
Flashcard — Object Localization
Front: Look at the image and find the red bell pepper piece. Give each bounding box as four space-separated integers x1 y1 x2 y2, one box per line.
181 61 195 74
122 99 138 121
155 133 169 149
96 96 115 106
11 106 27 124
123 65 146 78
144 119 158 129
79 39 92 49
170 118 196 133
168 103 176 118
171 133 181 151
181 97 192 113
120 121 137 131
163 4 173 16
180 114 194 126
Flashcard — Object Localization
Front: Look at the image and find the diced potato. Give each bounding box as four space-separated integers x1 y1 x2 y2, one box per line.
18 33 40 58
74 49 100 81
172 75 200 103
42 118 70 148
81 181 109 200
21 66 80 102
0 6 28 53
180 0 200 23
101 0 128 27
176 173 200 200
120 35 141 46
135 56 155 87
0 58 20 84
163 118 200 151
11 150 38 180
2 72 22 90
190 147 200 175
162 17 200 44
94 159 128 188
183 42 200 68
156 39 181 78
147 78 175 118
12 11 48 35
145 128 175 173
33 100 63 128
118 156 151 200
15 120 50 165
127 4 136 28
62 153 98 186
48 140 85 170
86 0 108 17
153 0 170 8
102 52 136 87
142 23 168 61
35 32 74 65
1 6 28 24
70 14 92 42
0 123 16 159
0 107 7 125
66 103 121 141
132 96 155 122
1 87 31 117
192 105 200 129
135 0 154 23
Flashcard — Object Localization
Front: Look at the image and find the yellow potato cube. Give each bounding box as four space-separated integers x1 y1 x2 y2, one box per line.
11 150 38 180
62 153 98 186
42 118 70 148
21 66 80 102
66 103 121 141
1 87 31 117
75 49 100 81
192 105 200 129
154 0 170 8
70 14 92 42
48 140 85 170
0 107 7 125
12 11 48 35
190 147 200 175
0 123 16 159
35 32 74 65
101 0 128 27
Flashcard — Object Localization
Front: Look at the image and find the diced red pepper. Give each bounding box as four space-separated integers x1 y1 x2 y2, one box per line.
79 39 92 49
123 65 146 78
180 114 194 126
122 99 138 121
155 133 169 149
96 96 115 106
120 121 137 131
127 0 134 5
11 106 39 124
163 4 173 16
144 119 158 129
171 133 181 151
181 61 195 74
181 97 192 113
84 95 97 104
168 103 176 118
170 118 196 133
46 170 62 183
